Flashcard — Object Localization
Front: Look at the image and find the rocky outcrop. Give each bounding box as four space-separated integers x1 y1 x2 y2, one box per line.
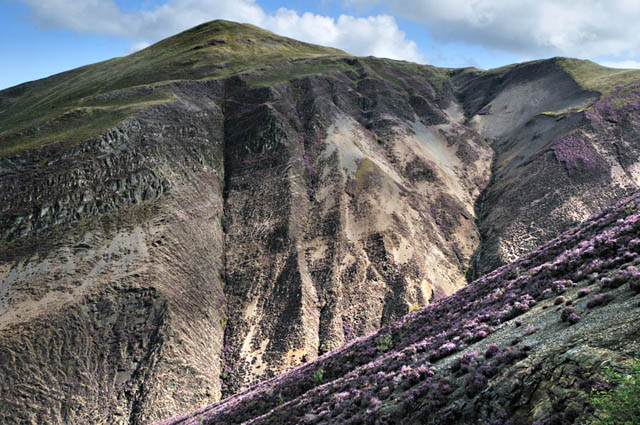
0 83 228 424
219 63 491 394
0 52 490 422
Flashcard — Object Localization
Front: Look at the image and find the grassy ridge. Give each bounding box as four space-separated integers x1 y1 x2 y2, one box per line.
0 20 348 156
557 58 640 95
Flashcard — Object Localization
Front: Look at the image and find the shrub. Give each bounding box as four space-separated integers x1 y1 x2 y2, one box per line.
600 277 614 288
561 307 575 322
630 275 640 294
451 352 479 376
540 288 553 300
466 330 488 343
602 270 628 289
553 280 571 294
567 312 581 324
485 344 499 359
589 360 640 424
430 342 458 361
587 293 614 309
577 288 591 298
313 368 324 386
494 346 527 364
554 296 567 305
464 371 487 397
477 364 497 378
377 334 393 353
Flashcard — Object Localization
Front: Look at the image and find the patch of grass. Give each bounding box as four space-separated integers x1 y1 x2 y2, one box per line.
364 59 408 89
220 215 228 233
557 58 640 95
376 334 393 353
0 96 171 156
313 368 324 386
589 359 640 424
247 56 352 86
468 58 545 80
79 86 174 108
408 303 422 313
353 157 375 194
538 106 585 117
361 57 450 92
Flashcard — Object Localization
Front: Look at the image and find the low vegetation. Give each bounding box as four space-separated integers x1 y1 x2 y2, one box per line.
590 360 640 424
558 57 640 95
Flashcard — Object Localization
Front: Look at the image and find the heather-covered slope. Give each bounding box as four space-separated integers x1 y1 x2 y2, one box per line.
159 193 640 425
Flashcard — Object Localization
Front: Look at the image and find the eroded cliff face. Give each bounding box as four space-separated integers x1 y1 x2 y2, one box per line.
158 193 640 425
0 55 490 422
2 20 640 424
0 83 228 424
220 65 491 394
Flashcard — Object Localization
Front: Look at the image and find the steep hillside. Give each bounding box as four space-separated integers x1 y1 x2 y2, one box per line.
1 20 640 424
455 58 640 276
158 192 640 425
0 21 487 424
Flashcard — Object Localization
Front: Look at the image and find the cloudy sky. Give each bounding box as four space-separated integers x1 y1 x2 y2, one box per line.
2 0 640 90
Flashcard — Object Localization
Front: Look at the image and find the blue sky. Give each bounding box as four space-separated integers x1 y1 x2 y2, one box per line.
2 0 640 90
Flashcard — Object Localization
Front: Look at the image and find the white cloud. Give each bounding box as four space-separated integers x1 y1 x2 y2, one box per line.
263 10 424 62
348 0 640 60
20 0 425 63
598 60 640 69
21 0 266 40
127 41 151 54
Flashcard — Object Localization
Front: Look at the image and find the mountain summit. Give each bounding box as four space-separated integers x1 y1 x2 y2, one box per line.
1 21 639 424
0 20 347 156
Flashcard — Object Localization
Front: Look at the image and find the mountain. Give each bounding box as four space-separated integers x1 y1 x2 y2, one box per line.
457 58 640 276
0 20 639 424
157 192 640 424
